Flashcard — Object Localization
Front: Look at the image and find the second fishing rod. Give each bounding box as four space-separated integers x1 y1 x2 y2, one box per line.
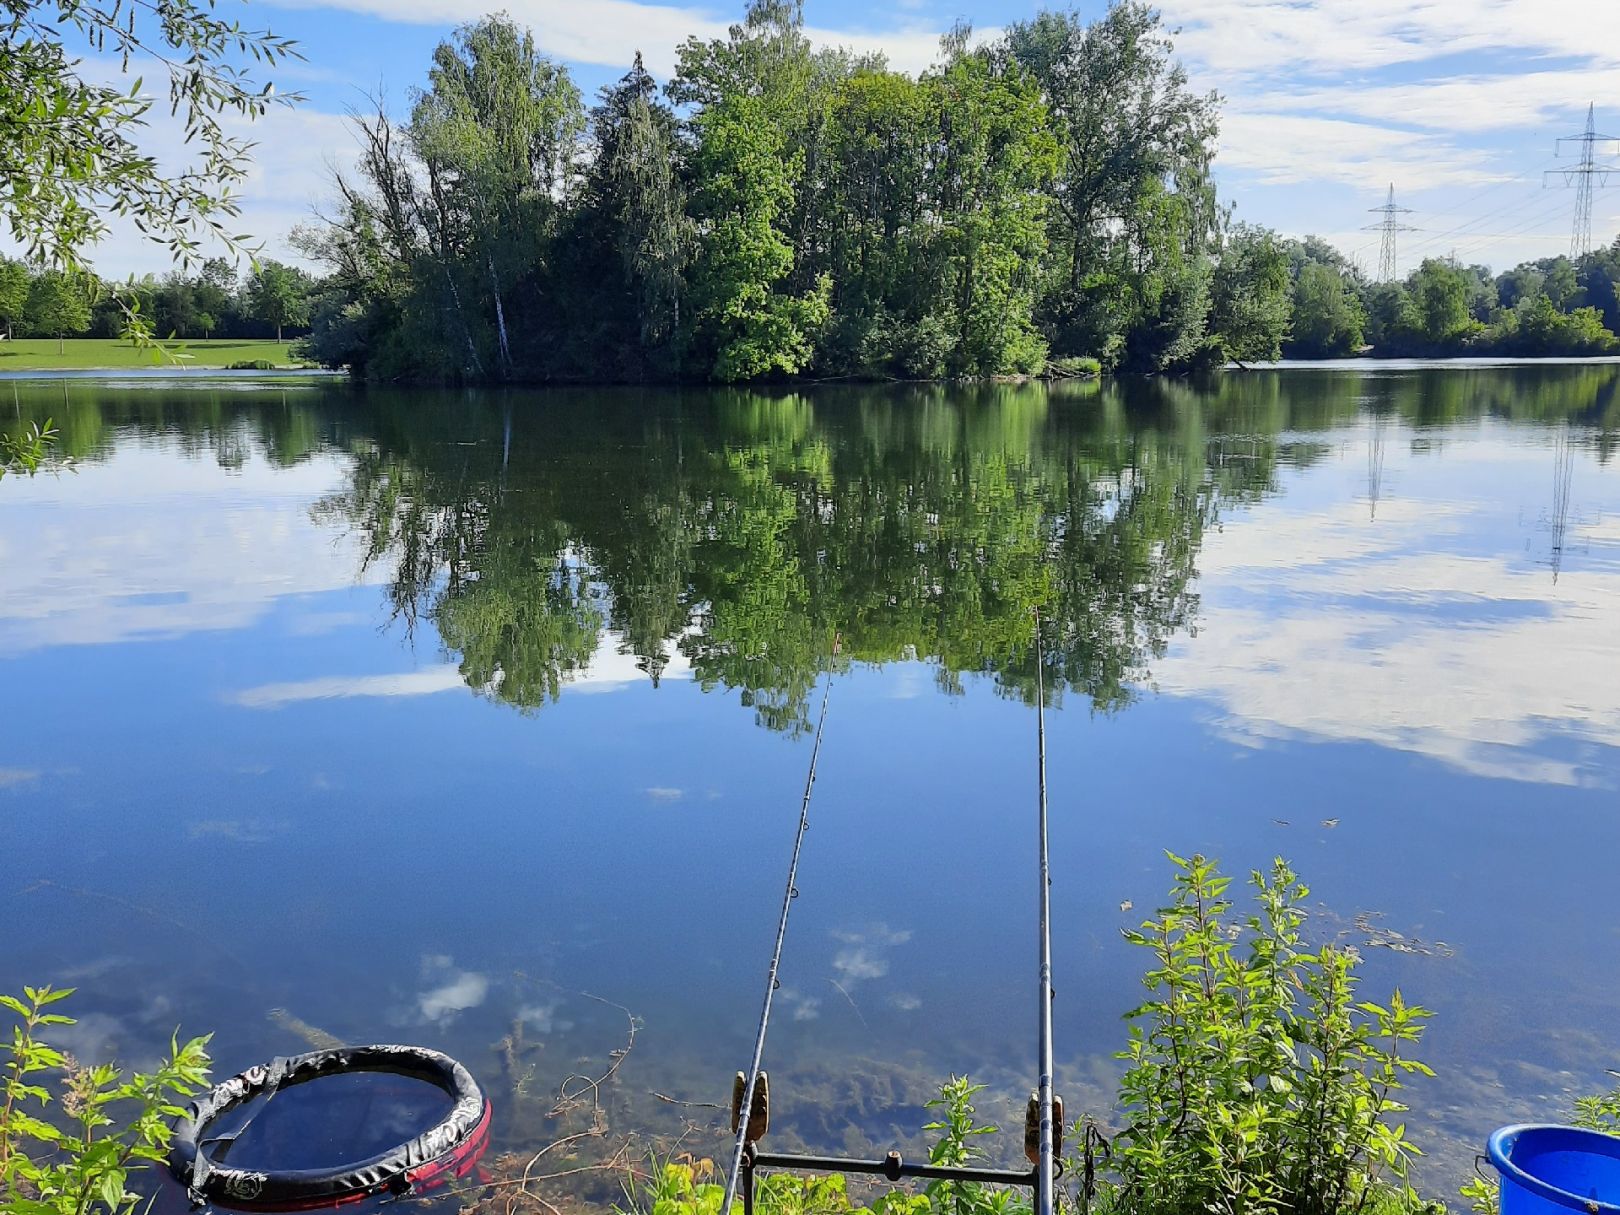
719 615 1063 1215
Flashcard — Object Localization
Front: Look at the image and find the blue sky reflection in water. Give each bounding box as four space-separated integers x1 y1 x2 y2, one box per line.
2 369 1619 1201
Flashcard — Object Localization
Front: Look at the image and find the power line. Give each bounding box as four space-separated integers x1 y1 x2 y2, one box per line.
1545 103 1620 258
1363 184 1418 282
1399 162 1564 262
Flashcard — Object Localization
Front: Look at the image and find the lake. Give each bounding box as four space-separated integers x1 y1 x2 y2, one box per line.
3 366 1619 1205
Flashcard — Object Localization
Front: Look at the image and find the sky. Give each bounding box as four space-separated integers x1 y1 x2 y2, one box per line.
52 0 1620 280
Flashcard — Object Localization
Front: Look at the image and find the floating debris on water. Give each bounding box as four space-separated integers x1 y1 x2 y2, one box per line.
267 1007 345 1050
1119 900 1133 912
1309 907 1455 957
1321 818 1340 829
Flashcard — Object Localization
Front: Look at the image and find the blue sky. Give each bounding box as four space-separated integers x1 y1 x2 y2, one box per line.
68 0 1620 279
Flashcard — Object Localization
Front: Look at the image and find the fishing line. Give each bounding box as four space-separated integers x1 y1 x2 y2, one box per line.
719 635 840 1215
1033 609 1056 1215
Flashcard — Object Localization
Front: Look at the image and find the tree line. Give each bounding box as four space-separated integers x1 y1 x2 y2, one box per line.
295 0 1235 382
293 0 1620 384
1274 235 1620 359
0 257 316 347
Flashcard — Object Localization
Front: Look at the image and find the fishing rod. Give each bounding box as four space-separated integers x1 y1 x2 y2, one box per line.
1034 608 1056 1215
719 636 840 1215
721 617 1063 1215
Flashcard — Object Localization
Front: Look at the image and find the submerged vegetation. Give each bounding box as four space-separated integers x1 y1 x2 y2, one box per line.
611 855 1438 1215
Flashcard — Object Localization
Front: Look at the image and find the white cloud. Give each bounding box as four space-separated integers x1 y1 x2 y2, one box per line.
518 998 573 1034
230 664 468 708
1160 0 1620 81
645 786 685 801
568 631 693 692
831 923 912 986
416 960 489 1025
1217 111 1503 190
1249 70 1620 137
266 0 969 77
0 442 382 656
0 768 42 790
1155 459 1620 787
778 988 822 1022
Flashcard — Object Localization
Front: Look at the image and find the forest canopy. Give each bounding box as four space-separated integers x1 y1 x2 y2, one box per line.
294 1 1236 383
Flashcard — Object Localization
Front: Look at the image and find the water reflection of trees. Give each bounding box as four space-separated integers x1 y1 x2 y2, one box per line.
314 382 1272 729
11 366 1619 730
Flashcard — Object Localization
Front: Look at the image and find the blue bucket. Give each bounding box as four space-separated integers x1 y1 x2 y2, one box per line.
1489 1125 1620 1215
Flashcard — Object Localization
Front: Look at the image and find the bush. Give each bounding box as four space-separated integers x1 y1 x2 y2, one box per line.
617 1078 1027 1215
226 359 278 370
1046 356 1101 379
1110 854 1433 1215
0 986 211 1215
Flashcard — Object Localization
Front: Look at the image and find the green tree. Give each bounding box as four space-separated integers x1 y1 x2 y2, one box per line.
926 39 1060 376
1003 3 1220 367
1289 262 1364 357
1365 281 1418 351
1208 224 1292 364
247 261 311 342
815 67 935 375
193 259 238 337
26 271 91 352
0 259 29 339
1410 258 1475 346
582 54 693 372
408 15 585 378
0 1 301 272
674 0 831 381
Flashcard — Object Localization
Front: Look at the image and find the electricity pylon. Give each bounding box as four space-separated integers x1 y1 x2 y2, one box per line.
1545 103 1620 258
1363 184 1417 282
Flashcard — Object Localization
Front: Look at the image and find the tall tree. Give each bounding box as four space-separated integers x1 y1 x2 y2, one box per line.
1289 262 1364 357
927 38 1060 376
26 271 91 352
672 0 830 382
583 53 693 371
1410 259 1474 347
0 259 29 340
248 261 311 341
1004 3 1220 367
408 15 585 378
1208 224 1292 364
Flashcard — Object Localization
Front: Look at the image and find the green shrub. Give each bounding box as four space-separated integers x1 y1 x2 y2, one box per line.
1110 854 1433 1215
616 1077 1027 1215
0 985 211 1215
226 358 278 370
0 419 62 480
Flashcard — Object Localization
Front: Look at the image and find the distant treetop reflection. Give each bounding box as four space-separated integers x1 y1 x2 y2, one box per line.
316 381 1278 730
11 367 1616 730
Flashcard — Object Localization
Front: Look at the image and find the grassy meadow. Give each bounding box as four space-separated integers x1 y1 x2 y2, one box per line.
0 338 300 370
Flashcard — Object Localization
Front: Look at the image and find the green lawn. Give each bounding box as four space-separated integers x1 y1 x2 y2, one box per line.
0 338 301 370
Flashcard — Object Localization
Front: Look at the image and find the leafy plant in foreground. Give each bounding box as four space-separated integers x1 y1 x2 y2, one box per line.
616 1077 1028 1215
1111 854 1433 1215
0 419 67 480
1 986 211 1215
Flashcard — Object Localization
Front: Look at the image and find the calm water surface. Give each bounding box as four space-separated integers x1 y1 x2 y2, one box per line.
3 368 1619 1200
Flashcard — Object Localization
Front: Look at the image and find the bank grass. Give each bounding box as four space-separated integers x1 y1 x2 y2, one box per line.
0 338 299 370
